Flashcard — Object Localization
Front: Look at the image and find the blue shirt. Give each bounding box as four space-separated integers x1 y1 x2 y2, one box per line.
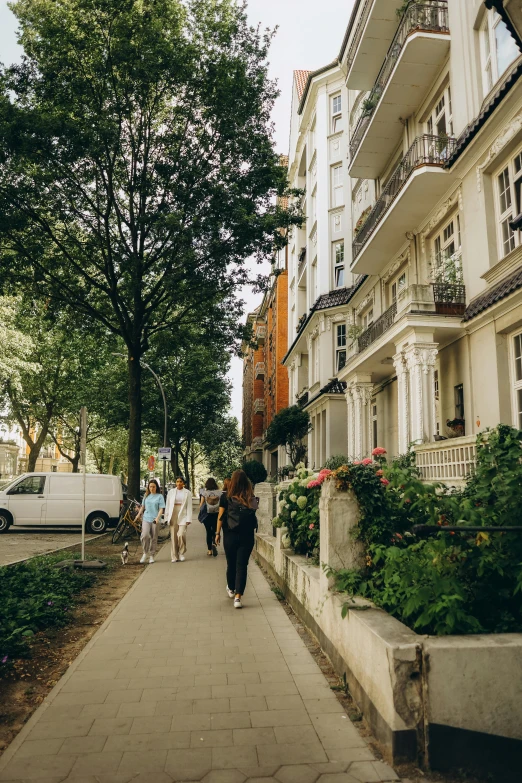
143 493 165 523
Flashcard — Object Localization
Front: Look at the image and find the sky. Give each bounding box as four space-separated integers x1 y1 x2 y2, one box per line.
0 0 353 425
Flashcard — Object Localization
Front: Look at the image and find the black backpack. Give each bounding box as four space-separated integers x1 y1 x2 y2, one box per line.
227 497 259 531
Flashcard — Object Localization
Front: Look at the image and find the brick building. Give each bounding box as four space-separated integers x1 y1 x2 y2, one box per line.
242 232 289 477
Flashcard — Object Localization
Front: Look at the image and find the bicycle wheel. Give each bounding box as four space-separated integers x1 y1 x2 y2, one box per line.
112 516 128 544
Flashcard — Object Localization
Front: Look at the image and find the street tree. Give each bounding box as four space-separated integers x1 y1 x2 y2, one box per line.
206 417 243 481
0 0 301 497
266 406 311 468
0 296 35 390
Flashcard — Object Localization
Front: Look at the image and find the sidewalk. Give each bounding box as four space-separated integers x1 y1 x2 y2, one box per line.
0 520 403 783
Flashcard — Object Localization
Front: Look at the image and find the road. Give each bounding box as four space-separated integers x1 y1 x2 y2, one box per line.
0 527 100 566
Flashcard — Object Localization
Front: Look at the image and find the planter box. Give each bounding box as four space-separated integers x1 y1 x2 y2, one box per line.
255 482 522 779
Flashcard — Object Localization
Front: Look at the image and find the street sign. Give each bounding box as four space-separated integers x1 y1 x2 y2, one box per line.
158 447 171 461
147 455 155 471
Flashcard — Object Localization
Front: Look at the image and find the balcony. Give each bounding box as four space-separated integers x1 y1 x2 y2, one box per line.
357 302 397 352
415 434 477 485
253 398 265 415
351 134 457 274
349 2 450 179
345 0 407 90
255 362 265 380
256 325 266 344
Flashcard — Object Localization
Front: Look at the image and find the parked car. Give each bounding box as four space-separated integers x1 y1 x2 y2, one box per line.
0 473 123 534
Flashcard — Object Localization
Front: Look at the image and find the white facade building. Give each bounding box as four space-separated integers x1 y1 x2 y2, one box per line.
284 1 522 480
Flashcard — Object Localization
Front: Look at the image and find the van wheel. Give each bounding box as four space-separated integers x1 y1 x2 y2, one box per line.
0 511 12 533
87 513 108 534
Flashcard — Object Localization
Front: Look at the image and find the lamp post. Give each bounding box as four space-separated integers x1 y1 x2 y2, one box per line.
112 354 168 499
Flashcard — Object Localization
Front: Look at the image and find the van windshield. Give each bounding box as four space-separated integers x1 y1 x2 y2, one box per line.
0 476 25 493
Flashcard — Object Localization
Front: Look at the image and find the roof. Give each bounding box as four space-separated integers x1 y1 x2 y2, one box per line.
282 276 368 365
446 60 522 167
463 266 522 322
294 70 312 100
297 61 339 115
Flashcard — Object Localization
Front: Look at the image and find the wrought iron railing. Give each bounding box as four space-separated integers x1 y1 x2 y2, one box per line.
432 283 466 315
296 313 307 333
357 302 397 352
352 134 456 261
349 1 449 160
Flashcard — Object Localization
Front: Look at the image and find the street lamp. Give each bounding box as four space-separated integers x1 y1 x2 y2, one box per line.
112 353 168 498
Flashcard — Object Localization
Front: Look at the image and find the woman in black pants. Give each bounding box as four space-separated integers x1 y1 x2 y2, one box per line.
199 477 221 557
215 470 257 609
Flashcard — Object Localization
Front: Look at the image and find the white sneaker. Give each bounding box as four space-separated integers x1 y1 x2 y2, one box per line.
171 557 178 563
234 597 242 609
149 556 155 564
179 555 185 561
139 554 147 564
226 587 235 599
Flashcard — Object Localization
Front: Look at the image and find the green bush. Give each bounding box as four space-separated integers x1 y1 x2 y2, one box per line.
242 459 267 486
273 465 320 558
0 554 96 674
328 426 522 635
323 454 348 471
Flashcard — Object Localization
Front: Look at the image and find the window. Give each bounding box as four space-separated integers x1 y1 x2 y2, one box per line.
332 94 342 133
434 369 440 436
333 242 345 288
361 307 374 331
512 332 522 429
426 86 453 139
390 271 407 305
372 403 378 450
332 165 343 207
454 384 464 420
8 476 45 495
495 149 522 258
312 336 319 383
336 324 347 372
312 186 317 223
432 215 462 282
480 10 519 96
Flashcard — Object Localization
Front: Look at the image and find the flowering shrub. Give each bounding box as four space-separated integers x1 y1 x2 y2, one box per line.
327 426 522 635
273 464 320 558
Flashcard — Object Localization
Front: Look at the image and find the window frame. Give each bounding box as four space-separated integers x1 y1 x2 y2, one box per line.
431 213 463 283
360 306 374 331
331 165 344 207
331 94 342 134
371 401 378 450
389 269 407 306
494 147 522 259
333 241 345 289
425 84 453 139
511 331 522 430
335 323 347 373
480 9 520 97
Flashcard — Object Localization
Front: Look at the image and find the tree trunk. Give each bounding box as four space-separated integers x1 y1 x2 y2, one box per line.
27 443 40 472
182 452 190 490
127 350 142 500
190 449 196 496
108 454 114 475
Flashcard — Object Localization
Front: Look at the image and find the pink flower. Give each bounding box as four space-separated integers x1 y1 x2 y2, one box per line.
376 469 383 476
361 458 373 466
309 523 315 529
319 468 332 476
372 447 387 456
307 480 320 489
395 533 403 539
380 477 390 486
353 460 361 465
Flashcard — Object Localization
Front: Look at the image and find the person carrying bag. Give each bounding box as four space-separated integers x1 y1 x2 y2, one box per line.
198 477 221 557
215 469 259 609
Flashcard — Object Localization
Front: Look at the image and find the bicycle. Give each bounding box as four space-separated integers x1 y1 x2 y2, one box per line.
112 498 170 545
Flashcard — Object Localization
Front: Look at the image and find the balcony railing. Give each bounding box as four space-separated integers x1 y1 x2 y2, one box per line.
432 283 466 315
253 398 265 415
255 362 265 379
352 134 456 262
415 435 477 484
357 302 397 352
296 313 307 333
349 1 449 160
298 247 307 280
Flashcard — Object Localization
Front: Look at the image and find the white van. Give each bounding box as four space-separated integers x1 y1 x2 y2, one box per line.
0 473 123 534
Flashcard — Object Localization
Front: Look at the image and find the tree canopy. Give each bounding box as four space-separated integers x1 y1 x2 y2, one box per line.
0 0 300 495
266 405 310 468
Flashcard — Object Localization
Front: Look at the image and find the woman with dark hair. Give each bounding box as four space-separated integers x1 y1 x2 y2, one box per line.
199 478 221 557
215 470 258 608
137 478 165 564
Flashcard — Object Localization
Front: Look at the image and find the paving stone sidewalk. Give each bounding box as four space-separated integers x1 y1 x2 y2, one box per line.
0 520 403 783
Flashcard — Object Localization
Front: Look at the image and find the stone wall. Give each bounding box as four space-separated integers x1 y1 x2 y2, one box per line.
254 481 522 779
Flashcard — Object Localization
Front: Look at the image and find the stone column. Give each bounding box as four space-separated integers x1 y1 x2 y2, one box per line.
345 386 355 459
255 482 277 537
393 350 410 454
319 479 365 593
352 383 374 459
404 343 438 444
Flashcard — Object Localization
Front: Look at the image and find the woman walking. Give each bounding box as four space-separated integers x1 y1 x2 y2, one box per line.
137 478 165 564
199 478 221 557
164 476 193 562
215 470 258 608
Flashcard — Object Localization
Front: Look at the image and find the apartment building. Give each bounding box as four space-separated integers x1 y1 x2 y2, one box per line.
242 243 290 476
329 0 522 483
283 66 360 468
